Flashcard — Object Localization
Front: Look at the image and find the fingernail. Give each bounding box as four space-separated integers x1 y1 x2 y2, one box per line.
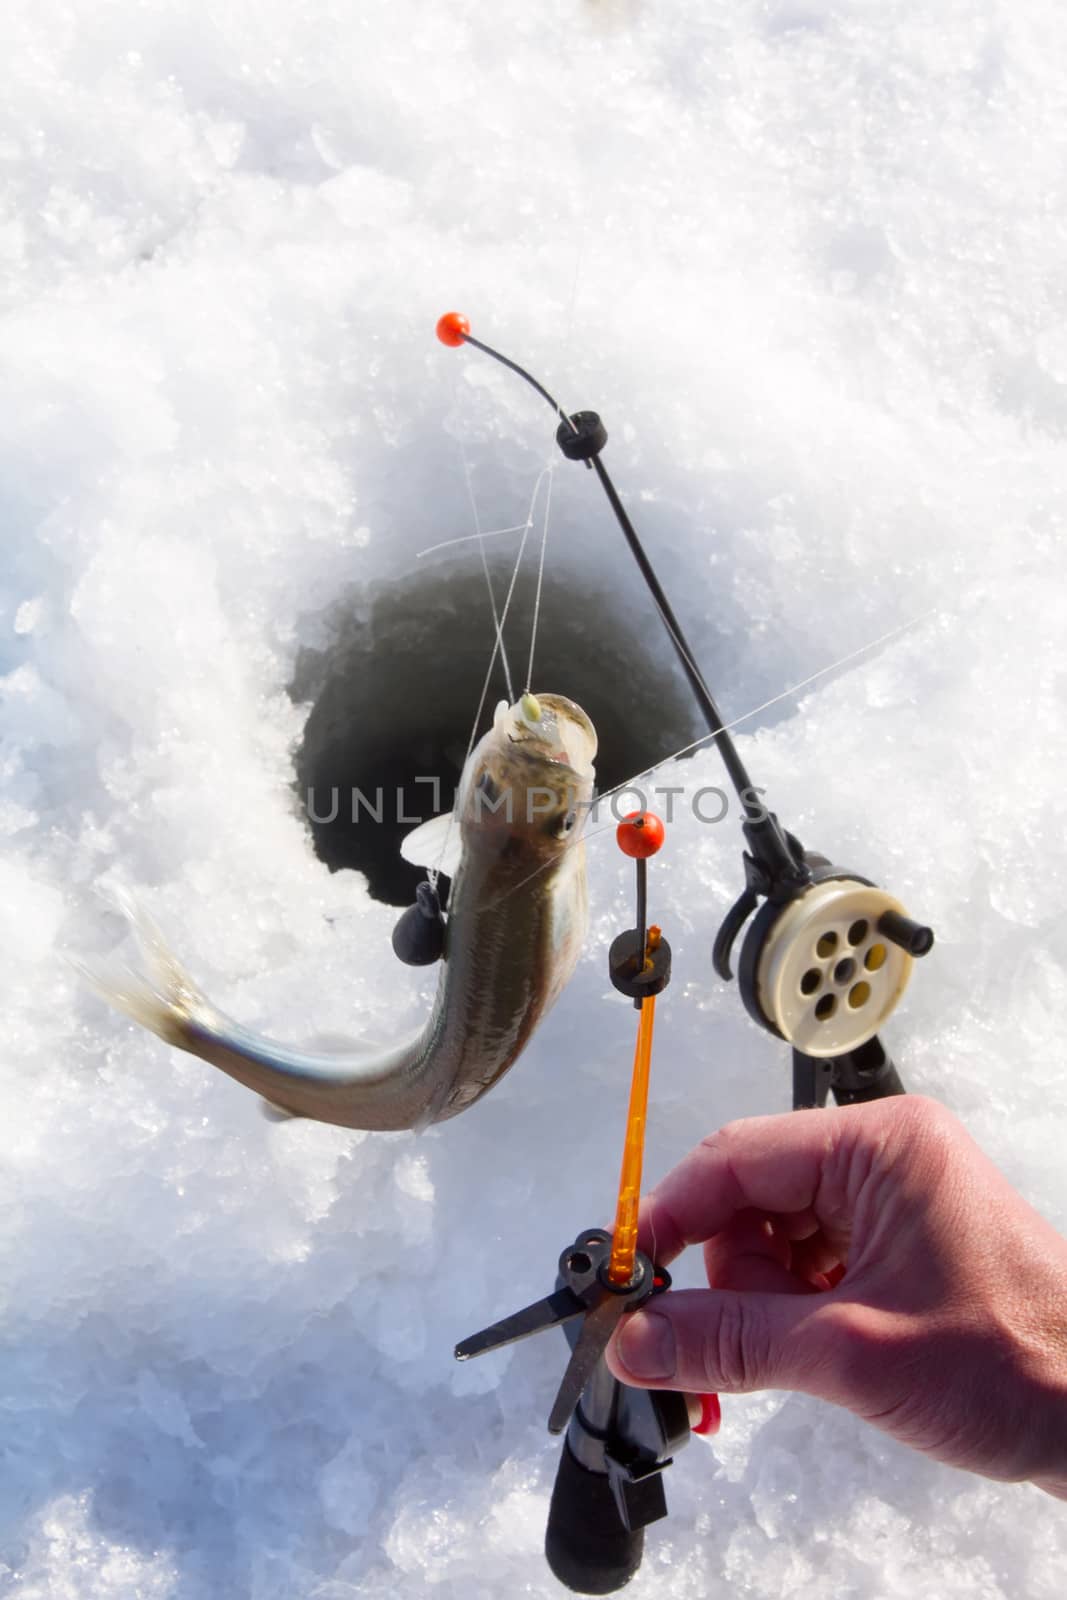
617 1310 676 1380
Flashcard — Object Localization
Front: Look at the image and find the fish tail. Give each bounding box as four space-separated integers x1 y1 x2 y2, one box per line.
76 888 219 1049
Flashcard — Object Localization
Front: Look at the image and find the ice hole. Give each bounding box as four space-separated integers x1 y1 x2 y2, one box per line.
291 560 701 904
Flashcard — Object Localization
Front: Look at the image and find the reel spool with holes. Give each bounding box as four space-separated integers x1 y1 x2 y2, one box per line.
737 871 926 1059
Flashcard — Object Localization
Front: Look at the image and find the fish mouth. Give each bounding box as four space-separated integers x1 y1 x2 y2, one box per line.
480 744 589 801
494 692 597 782
498 748 588 791
473 696 597 841
504 729 580 776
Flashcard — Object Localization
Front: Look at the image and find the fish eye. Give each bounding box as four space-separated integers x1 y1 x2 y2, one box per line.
557 809 577 837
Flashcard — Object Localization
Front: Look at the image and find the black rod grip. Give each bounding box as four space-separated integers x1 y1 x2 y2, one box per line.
545 1441 643 1595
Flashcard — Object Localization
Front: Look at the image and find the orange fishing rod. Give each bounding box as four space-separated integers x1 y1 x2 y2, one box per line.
608 985 657 1287
606 811 666 1287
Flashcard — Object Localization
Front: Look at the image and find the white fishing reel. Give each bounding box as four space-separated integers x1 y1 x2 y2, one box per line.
738 872 932 1057
714 816 934 1097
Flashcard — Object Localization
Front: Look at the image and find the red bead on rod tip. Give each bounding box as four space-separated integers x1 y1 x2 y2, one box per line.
436 311 470 347
616 810 665 859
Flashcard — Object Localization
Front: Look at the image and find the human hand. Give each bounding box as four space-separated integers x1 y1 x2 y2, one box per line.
605 1096 1067 1496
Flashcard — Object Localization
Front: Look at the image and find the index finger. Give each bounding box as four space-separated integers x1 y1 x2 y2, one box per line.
638 1105 853 1267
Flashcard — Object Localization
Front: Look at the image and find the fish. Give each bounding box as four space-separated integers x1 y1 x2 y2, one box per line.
86 692 598 1131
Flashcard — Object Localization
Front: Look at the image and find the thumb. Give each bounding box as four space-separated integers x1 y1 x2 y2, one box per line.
606 1287 842 1397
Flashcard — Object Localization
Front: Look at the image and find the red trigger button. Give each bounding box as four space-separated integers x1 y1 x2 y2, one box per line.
693 1393 722 1436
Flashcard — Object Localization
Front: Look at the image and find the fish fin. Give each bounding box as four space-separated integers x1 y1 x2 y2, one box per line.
259 1099 304 1122
75 888 219 1045
399 812 462 877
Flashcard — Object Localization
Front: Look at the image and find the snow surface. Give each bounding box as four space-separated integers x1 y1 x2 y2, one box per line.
2 0 1067 1595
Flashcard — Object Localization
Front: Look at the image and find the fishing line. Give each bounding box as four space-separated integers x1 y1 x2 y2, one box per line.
525 464 554 692
451 374 515 704
592 607 937 815
426 368 550 890
439 316 566 721
415 521 533 560
426 469 549 890
473 606 937 916
563 240 585 350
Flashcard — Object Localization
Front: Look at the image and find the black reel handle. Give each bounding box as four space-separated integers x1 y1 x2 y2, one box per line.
545 1441 644 1596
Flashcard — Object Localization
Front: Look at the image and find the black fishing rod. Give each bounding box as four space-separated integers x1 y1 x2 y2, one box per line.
439 312 935 1592
442 315 762 816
